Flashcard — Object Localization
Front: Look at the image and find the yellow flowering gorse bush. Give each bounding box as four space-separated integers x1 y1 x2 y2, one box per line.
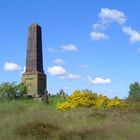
94 95 109 109
56 90 128 110
56 102 77 111
69 90 95 107
107 97 128 108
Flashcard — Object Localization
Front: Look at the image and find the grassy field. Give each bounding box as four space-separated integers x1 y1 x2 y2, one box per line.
0 97 140 140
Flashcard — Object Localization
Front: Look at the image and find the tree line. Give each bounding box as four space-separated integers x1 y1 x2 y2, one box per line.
0 82 27 100
0 81 140 101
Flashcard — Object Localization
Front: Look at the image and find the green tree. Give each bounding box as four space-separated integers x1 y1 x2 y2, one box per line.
128 82 140 101
0 82 16 99
15 82 27 98
57 89 66 99
0 82 27 100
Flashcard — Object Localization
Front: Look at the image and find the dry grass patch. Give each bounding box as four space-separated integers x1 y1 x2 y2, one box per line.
58 127 108 140
16 120 60 139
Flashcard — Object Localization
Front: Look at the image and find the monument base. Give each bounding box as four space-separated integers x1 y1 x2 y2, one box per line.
22 72 46 97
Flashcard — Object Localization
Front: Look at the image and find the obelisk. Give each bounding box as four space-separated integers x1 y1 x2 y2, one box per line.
22 23 46 97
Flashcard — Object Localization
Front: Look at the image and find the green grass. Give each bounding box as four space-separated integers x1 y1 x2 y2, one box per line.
0 97 140 140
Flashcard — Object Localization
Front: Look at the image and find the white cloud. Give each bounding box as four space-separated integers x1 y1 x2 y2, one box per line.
21 66 26 75
99 8 126 25
4 62 21 72
88 76 111 85
91 8 127 41
47 66 81 80
59 73 81 80
47 66 66 76
93 8 126 31
23 66 26 72
91 8 140 44
53 59 65 65
20 66 26 77
61 44 78 52
90 32 109 41
122 26 140 43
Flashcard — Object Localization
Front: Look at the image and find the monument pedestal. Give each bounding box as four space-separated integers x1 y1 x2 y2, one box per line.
22 72 46 97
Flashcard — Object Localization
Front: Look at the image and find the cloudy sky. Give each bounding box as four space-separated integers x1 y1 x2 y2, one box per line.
0 0 140 98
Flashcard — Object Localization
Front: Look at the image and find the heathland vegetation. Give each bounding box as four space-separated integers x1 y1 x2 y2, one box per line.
0 82 140 140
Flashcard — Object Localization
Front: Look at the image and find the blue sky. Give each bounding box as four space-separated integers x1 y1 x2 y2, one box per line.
1 0 140 98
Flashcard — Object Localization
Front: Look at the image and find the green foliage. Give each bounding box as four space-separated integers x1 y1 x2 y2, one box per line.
0 82 16 99
0 82 27 100
128 82 140 101
48 96 67 109
56 89 67 99
15 82 27 97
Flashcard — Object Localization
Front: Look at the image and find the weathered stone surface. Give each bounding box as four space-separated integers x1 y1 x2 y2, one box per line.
26 24 43 73
22 23 46 97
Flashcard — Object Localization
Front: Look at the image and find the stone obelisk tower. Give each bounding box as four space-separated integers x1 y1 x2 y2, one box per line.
22 23 46 97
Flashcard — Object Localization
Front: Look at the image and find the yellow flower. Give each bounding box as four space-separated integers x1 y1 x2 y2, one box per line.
56 90 128 110
56 102 77 111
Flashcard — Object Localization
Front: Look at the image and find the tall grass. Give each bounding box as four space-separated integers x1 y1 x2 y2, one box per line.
0 98 140 140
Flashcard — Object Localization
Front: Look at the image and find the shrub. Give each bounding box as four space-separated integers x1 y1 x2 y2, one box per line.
95 95 109 109
0 82 16 99
107 97 128 108
0 82 27 100
56 90 128 111
15 82 27 97
69 90 95 107
56 102 77 111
